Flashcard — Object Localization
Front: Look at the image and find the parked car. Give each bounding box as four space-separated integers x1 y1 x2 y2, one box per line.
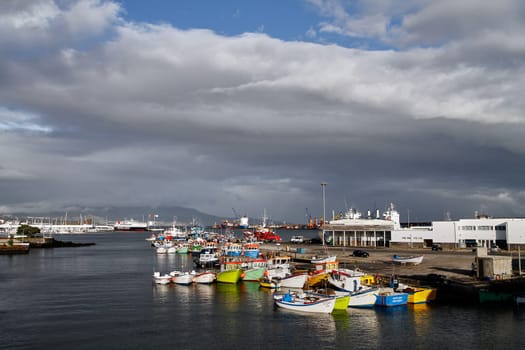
431 244 442 251
352 249 369 258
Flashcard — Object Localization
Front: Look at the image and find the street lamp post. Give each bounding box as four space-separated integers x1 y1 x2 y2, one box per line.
321 182 327 246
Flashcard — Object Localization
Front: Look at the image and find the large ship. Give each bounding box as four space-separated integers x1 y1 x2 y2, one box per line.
113 219 148 231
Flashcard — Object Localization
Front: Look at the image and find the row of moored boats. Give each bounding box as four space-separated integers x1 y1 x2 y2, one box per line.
151 241 437 313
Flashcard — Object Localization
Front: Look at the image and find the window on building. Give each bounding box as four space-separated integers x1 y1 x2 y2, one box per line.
477 226 493 230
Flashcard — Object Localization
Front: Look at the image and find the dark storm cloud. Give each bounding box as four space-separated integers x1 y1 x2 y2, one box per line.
1 0 525 222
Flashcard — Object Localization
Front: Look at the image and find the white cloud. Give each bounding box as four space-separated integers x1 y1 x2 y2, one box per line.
1 0 525 221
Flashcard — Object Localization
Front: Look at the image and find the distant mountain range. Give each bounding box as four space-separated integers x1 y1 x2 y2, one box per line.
2 205 229 227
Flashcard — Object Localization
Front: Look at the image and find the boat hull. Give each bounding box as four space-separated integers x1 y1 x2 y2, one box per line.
274 297 336 314
242 268 266 282
334 295 350 310
403 287 437 304
193 272 216 284
375 292 408 307
278 273 308 289
348 288 378 308
217 269 243 284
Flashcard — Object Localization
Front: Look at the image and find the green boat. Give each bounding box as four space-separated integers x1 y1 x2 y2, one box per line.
242 268 266 282
217 269 243 284
479 289 513 303
176 245 189 254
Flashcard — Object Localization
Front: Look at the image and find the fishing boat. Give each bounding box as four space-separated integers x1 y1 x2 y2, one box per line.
176 244 189 254
478 289 513 303
242 258 268 282
170 271 194 285
242 243 260 259
217 257 244 283
217 269 243 284
375 289 408 307
307 289 350 311
273 291 336 314
152 272 172 285
398 286 437 304
348 288 378 308
193 271 217 284
310 255 337 264
156 246 167 254
276 273 308 289
222 243 243 257
197 251 219 268
392 255 424 265
259 276 279 289
305 270 330 289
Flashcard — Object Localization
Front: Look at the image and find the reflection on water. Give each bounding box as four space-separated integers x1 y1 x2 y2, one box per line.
346 308 381 348
409 303 432 339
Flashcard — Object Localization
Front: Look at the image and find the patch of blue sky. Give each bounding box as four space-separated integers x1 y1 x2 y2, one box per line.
0 107 52 133
119 0 360 46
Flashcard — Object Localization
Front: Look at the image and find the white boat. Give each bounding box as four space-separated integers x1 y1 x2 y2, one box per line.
113 219 148 231
348 287 378 307
198 252 219 267
310 255 337 264
152 272 172 285
170 271 194 285
276 273 308 289
328 269 377 307
193 271 217 284
392 255 424 265
156 246 167 254
273 291 336 313
167 246 177 254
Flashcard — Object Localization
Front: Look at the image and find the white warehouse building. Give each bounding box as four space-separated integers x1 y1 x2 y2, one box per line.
391 217 525 249
322 204 525 249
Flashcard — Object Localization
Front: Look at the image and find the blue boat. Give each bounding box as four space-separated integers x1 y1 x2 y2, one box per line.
375 290 408 307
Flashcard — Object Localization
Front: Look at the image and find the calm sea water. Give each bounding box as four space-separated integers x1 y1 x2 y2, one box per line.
2 231 525 350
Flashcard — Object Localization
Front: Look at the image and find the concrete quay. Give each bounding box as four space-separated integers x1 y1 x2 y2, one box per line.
262 243 525 304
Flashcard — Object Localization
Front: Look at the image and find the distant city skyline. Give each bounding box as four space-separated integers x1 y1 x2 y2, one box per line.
1 0 525 223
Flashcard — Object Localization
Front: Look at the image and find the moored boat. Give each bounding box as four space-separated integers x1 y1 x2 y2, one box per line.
348 288 378 308
276 273 308 289
242 243 260 259
113 219 148 231
392 255 424 265
273 291 336 314
153 272 172 285
193 271 217 284
170 271 194 285
399 286 437 304
217 269 243 284
375 289 408 307
310 255 337 264
259 276 278 289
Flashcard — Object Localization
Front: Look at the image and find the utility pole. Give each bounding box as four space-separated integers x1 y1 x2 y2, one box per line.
321 182 327 246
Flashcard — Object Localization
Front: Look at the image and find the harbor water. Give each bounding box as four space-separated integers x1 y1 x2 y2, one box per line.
2 231 525 349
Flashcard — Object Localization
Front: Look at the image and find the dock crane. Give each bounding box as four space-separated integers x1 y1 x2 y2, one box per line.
305 208 317 229
231 208 240 226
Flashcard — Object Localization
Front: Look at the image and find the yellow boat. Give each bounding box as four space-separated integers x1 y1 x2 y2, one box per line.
333 294 350 310
217 269 243 284
259 276 278 289
305 271 330 288
401 287 437 304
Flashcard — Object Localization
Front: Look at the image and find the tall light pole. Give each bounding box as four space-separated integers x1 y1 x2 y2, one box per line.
321 182 327 246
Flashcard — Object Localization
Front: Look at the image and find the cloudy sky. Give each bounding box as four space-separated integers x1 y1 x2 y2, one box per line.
1 0 525 223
